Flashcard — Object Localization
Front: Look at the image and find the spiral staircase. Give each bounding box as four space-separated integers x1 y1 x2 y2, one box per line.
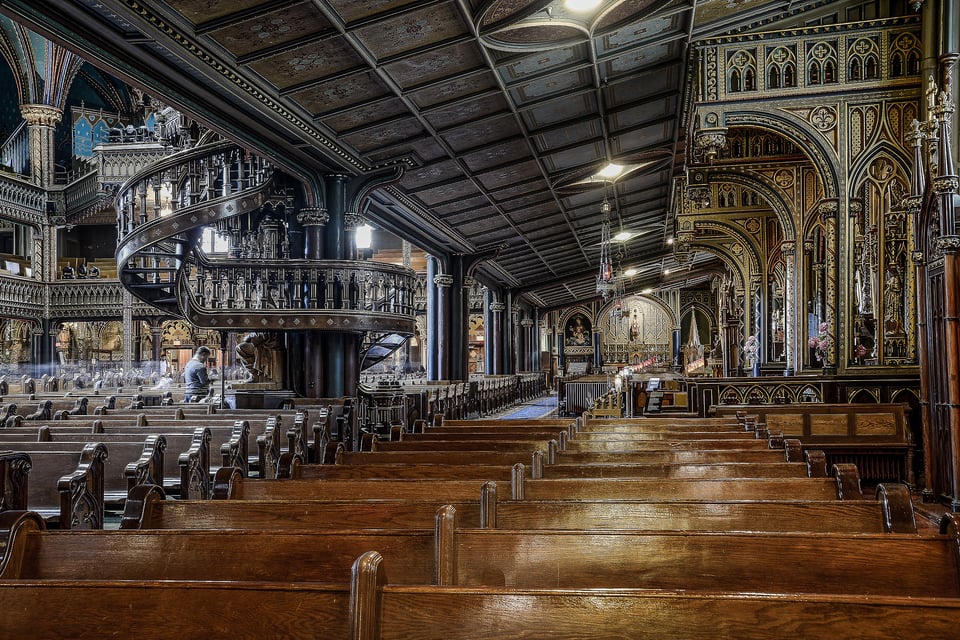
114 139 416 370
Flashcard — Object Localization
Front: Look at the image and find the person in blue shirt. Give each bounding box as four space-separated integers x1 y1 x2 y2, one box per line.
183 346 212 402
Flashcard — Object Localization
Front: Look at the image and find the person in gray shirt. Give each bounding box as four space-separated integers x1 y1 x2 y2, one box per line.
183 346 212 402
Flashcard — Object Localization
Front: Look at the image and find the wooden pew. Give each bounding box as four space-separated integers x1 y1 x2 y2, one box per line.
563 438 772 452
482 487 917 533
8 437 169 506
355 551 960 640
0 510 435 584
211 467 492 502
429 505 959 594
337 450 544 467
712 402 915 485
10 429 211 499
0 446 105 529
510 463 865 500
0 580 353 638
5 502 946 594
372 439 557 453
121 484 483 530
25 420 252 479
3 549 957 640
291 462 529 481
538 461 817 479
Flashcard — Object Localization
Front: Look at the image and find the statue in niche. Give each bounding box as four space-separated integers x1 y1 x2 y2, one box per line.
884 267 905 334
236 332 282 383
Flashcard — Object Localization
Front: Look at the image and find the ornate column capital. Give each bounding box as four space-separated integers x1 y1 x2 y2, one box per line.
693 127 728 163
463 275 476 288
817 199 839 218
911 250 925 265
933 176 959 195
520 318 534 328
781 240 796 257
489 301 505 313
20 104 63 127
936 235 960 253
847 199 863 216
296 207 329 226
343 211 364 230
433 274 454 288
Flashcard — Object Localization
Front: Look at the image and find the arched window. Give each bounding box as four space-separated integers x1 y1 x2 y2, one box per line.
784 65 795 87
850 58 862 81
890 53 904 78
865 55 879 80
824 61 836 83
907 51 920 75
768 68 781 88
730 69 742 92
809 61 821 85
744 69 756 91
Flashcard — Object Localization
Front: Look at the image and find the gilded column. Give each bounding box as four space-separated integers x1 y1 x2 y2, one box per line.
781 240 797 375
820 200 840 370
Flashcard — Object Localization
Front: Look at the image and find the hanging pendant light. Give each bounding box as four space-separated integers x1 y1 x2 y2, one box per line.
596 198 615 299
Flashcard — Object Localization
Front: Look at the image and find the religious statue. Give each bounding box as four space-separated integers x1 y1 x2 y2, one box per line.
235 332 281 383
884 267 905 334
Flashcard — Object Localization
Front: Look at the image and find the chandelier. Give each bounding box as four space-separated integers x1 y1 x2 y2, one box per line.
596 198 616 298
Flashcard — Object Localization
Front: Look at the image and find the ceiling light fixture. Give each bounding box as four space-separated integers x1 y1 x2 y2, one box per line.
565 0 603 13
596 198 615 299
598 163 623 179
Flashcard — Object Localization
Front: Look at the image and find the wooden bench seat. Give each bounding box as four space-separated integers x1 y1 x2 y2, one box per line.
11 429 211 499
121 485 483 530
291 462 529 481
539 460 816 479
212 467 491 502
563 438 771 452
555 448 789 464
5 505 947 594
372 440 556 453
431 506 959 595
0 446 105 529
0 579 353 638
357 552 960 640
7 436 173 505
0 510 436 584
712 402 915 485
400 430 567 442
481 486 917 533
511 464 864 500
27 420 252 478
338 450 543 466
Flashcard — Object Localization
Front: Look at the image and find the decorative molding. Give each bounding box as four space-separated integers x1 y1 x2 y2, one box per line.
296 207 329 226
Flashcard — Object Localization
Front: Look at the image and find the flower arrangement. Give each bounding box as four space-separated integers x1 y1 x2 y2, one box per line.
808 322 831 363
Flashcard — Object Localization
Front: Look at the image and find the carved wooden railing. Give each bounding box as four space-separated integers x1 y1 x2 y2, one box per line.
115 139 417 335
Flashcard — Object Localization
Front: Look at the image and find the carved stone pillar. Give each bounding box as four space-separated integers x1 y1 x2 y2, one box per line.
20 104 62 188
488 300 505 375
520 317 534 372
434 273 453 380
297 207 329 261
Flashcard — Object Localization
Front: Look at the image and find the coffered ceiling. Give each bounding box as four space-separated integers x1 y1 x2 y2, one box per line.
0 0 844 309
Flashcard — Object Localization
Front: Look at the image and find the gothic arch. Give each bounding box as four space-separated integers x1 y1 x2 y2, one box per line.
847 143 912 196
695 168 798 242
722 110 840 200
